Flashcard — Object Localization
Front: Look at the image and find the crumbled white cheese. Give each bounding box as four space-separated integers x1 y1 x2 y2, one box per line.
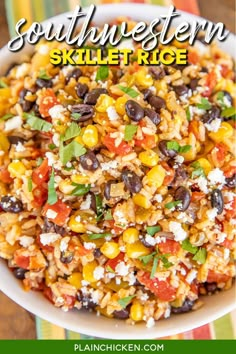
208 168 226 187
180 267 187 276
146 317 155 328
38 44 50 55
205 118 222 132
115 261 129 276
164 308 171 318
4 116 23 132
60 237 70 252
186 269 198 284
139 293 149 301
215 231 227 244
101 160 118 171
93 266 105 281
81 280 90 286
52 133 60 147
206 208 218 221
223 95 231 108
75 215 81 222
223 191 235 202
115 277 121 285
116 38 135 52
224 202 233 210
15 63 30 78
224 248 230 260
83 242 96 250
127 272 136 285
15 142 26 152
153 194 163 203
80 194 92 210
169 221 187 241
119 245 126 252
155 236 166 244
46 209 58 219
145 234 156 246
40 233 60 245
91 290 101 304
45 152 56 167
19 236 34 248
175 155 185 164
196 176 209 194
106 106 119 121
48 105 66 119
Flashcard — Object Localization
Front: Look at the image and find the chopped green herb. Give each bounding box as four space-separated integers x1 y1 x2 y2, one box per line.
36 157 43 166
216 91 226 108
38 69 51 80
191 161 206 178
117 295 136 309
96 66 109 81
196 98 212 110
104 209 113 221
146 225 161 236
165 200 182 209
186 107 191 121
71 112 82 121
131 55 138 62
160 255 173 269
0 113 14 122
181 238 198 255
59 140 86 165
221 106 236 119
63 122 81 141
138 252 157 265
118 85 139 98
150 257 159 279
167 141 191 154
28 177 33 192
124 124 138 141
88 232 112 240
106 265 115 273
193 248 207 264
47 168 58 205
179 145 191 153
0 80 8 88
95 194 103 218
48 143 57 150
24 113 52 132
71 183 91 196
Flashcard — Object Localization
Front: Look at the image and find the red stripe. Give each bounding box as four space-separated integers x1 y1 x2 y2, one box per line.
172 0 200 15
192 324 212 339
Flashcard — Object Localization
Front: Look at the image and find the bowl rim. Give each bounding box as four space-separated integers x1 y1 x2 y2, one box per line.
0 3 235 339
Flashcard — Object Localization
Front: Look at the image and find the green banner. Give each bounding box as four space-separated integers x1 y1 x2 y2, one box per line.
0 340 235 354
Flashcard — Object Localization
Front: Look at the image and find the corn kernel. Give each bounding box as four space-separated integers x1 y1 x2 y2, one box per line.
74 135 84 145
138 150 159 167
0 133 10 152
82 260 98 283
209 122 234 143
78 76 90 85
134 69 153 89
58 179 75 195
133 194 151 209
130 302 144 322
126 241 150 259
82 125 98 148
71 174 90 184
69 213 86 233
122 228 139 244
68 272 83 289
197 158 212 175
100 242 120 259
8 161 26 178
115 96 128 115
146 165 165 188
96 94 115 113
0 182 7 195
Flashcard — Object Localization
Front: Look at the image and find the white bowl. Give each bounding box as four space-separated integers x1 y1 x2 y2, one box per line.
0 4 235 339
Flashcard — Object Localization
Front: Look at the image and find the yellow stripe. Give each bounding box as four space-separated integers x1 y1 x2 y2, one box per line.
11 0 33 30
32 0 46 22
37 319 66 339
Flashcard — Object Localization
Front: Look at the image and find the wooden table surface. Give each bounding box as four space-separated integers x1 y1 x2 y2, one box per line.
0 0 235 340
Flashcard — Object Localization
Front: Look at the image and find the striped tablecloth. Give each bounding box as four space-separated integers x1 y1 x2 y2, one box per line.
5 0 236 340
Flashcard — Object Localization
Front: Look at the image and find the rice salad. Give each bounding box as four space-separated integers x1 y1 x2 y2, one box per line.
0 18 235 327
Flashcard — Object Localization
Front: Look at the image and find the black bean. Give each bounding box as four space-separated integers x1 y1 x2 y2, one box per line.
93 248 102 259
125 100 144 122
0 196 23 213
19 89 34 112
225 174 236 188
60 251 74 264
201 67 208 73
171 299 194 314
139 235 154 248
215 90 233 108
144 108 161 126
13 267 27 279
80 151 100 171
171 165 188 187
211 189 224 214
148 95 166 112
36 78 53 89
174 186 191 211
113 309 130 319
201 106 221 124
84 88 108 105
148 66 165 80
66 68 82 84
104 180 116 200
189 78 199 91
173 85 189 96
42 218 66 235
158 140 177 158
121 169 142 193
142 89 153 101
8 136 26 145
76 83 89 99
204 282 218 294
77 292 97 310
88 192 97 213
70 104 94 121
172 63 188 71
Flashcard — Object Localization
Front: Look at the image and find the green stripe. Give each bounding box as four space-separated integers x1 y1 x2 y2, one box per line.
213 314 234 339
66 330 81 339
5 0 16 37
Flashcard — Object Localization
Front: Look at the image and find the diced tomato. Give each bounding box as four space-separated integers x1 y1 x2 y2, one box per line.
202 71 217 97
220 65 230 78
14 254 30 269
38 88 59 118
43 286 54 304
135 134 156 149
207 270 231 283
42 200 72 226
212 143 227 163
106 252 125 271
77 246 91 256
106 220 124 235
225 197 236 219
223 165 236 178
160 161 175 186
188 121 200 140
191 191 205 202
32 159 51 185
188 50 199 65
103 135 132 156
36 234 54 252
0 167 13 184
32 185 48 208
137 272 177 301
63 295 76 309
158 239 180 255
220 238 233 249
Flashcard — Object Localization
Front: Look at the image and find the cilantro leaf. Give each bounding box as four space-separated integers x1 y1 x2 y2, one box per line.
166 141 191 154
165 200 182 209
95 194 103 219
160 255 173 269
117 295 136 309
138 252 156 265
106 265 115 273
88 232 112 240
196 98 212 110
181 238 198 255
38 69 51 80
71 112 82 121
191 161 206 178
150 257 159 279
216 91 226 108
59 141 86 165
24 113 52 132
124 124 138 141
0 80 8 88
221 106 236 119
36 157 43 166
104 209 113 220
63 122 81 141
146 226 161 236
118 85 139 98
47 168 58 205
96 66 109 81
186 107 191 121
70 183 91 196
48 143 56 150
0 113 14 122
193 248 207 264
179 145 191 153
28 177 33 192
